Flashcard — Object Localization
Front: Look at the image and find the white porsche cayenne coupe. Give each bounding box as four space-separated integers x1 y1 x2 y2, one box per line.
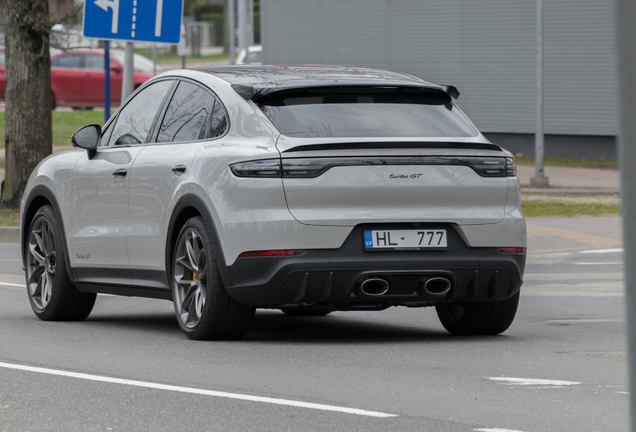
20 65 526 340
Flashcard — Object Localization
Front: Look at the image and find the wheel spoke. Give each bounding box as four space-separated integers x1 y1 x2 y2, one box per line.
32 228 46 256
180 282 196 310
176 256 194 273
29 264 45 288
30 267 45 298
185 239 199 273
42 273 52 305
42 222 53 253
29 243 46 264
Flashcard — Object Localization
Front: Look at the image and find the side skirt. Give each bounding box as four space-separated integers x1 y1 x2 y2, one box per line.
73 267 172 300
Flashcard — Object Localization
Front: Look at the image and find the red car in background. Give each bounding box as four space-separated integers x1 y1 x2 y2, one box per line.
0 48 160 108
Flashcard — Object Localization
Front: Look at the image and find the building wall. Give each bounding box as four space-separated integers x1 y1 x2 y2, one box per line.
261 0 617 140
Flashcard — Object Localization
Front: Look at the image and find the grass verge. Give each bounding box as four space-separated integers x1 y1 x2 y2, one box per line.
0 208 20 227
135 48 229 64
1 110 112 148
521 194 621 217
514 154 617 169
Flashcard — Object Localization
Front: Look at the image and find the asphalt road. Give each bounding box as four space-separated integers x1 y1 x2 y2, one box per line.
0 224 628 432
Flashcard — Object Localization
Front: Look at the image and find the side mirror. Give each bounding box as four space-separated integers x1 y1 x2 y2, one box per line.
110 65 122 73
71 124 101 159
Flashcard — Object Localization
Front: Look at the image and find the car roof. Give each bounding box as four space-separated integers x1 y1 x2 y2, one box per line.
196 65 454 101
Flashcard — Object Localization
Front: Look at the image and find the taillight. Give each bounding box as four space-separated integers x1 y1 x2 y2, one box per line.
239 249 306 258
230 156 517 178
505 157 516 176
497 247 526 254
230 159 281 178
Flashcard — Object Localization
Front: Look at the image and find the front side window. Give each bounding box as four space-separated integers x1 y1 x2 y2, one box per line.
107 80 173 146
52 54 80 69
258 86 479 138
157 81 214 143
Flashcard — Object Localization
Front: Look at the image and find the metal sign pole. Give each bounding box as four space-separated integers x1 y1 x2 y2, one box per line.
104 40 111 123
152 43 157 76
121 41 135 103
615 1 636 430
238 0 246 55
532 0 549 187
228 0 236 64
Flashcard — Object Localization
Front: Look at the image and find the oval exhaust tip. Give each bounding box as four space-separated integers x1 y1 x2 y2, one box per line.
424 277 452 295
360 278 390 296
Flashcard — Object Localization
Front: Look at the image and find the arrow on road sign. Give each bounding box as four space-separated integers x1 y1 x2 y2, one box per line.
94 0 120 34
155 0 164 37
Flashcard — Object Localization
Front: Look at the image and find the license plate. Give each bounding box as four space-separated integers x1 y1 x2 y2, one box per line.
364 229 447 250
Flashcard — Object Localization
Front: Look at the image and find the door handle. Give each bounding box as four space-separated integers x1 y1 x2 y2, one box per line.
171 165 186 175
112 169 127 178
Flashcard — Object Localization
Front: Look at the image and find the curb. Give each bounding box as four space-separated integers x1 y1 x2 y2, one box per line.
0 227 20 244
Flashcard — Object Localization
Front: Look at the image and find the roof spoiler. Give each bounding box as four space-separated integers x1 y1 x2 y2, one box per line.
231 83 461 101
440 84 460 100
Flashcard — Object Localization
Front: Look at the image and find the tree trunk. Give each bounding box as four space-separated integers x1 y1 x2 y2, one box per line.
2 0 52 209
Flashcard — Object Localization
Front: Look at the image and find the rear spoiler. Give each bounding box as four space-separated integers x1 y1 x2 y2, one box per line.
231 82 461 102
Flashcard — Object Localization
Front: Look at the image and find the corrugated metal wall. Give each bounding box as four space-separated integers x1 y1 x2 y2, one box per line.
261 0 616 136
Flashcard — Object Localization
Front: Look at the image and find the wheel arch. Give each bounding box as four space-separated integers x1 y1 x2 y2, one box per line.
166 193 233 289
21 185 75 281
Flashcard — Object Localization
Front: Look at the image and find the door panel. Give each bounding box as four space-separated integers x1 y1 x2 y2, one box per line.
127 80 217 278
71 147 145 270
127 142 204 275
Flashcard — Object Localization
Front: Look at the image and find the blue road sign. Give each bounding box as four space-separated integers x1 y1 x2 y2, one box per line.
83 0 184 44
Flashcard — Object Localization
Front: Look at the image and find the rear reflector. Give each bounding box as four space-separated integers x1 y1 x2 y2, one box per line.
497 247 526 254
239 250 306 258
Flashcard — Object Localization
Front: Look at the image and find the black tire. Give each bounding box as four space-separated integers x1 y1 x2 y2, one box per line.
50 92 56 110
281 308 332 317
25 205 96 321
435 292 519 335
172 217 255 340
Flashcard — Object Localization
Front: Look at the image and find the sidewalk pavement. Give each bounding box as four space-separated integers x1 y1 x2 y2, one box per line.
516 164 619 195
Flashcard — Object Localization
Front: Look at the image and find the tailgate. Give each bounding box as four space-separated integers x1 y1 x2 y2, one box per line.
280 153 511 226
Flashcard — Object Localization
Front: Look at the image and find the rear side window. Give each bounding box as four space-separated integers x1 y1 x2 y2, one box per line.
157 81 214 143
83 54 104 70
258 86 479 138
157 80 228 143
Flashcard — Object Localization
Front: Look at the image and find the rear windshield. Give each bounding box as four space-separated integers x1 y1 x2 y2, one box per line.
257 87 479 138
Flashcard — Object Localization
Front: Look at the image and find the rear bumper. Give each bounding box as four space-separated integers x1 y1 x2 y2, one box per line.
225 223 525 309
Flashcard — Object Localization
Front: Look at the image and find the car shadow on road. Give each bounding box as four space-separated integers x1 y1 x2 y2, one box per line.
243 312 517 345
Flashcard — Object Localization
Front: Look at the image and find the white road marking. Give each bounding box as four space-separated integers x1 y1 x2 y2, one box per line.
574 262 623 265
545 319 624 324
0 361 397 418
487 377 580 388
0 281 26 288
579 248 624 254
475 429 527 432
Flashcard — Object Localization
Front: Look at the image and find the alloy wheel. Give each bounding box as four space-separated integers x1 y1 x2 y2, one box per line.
27 216 57 310
173 227 207 329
